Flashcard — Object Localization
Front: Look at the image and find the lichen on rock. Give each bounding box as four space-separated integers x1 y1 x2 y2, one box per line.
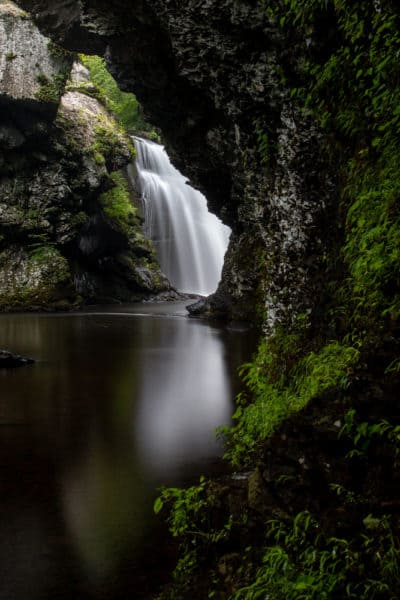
0 245 74 309
0 0 71 108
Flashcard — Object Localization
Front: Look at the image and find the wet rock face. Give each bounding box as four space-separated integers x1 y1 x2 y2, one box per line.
13 0 336 325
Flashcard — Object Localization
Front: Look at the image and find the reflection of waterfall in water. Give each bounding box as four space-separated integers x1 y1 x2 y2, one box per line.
133 137 231 296
134 315 231 473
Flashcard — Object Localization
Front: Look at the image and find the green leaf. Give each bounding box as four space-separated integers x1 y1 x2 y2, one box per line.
363 515 381 530
153 497 164 514
293 574 316 590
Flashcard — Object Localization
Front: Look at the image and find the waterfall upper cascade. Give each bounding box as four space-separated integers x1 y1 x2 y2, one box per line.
133 137 231 296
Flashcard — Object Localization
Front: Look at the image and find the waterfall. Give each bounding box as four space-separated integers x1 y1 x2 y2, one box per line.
133 137 231 296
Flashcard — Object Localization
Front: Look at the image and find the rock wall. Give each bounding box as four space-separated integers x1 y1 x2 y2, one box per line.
0 2 171 309
13 0 337 326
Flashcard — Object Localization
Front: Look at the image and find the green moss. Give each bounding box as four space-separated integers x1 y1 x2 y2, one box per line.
35 72 68 103
5 51 17 61
66 82 107 105
79 54 155 132
89 121 133 167
99 171 136 226
0 246 73 310
29 245 69 278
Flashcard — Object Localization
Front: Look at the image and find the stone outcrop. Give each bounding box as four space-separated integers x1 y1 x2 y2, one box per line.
12 0 336 326
0 0 71 106
0 2 171 310
0 0 72 156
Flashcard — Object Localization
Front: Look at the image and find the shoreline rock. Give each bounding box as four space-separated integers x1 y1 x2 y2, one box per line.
0 349 34 367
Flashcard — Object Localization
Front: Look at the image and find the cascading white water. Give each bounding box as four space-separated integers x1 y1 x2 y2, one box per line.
133 137 231 296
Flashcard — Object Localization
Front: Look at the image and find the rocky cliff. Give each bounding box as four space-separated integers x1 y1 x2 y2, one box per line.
11 0 336 326
0 1 171 309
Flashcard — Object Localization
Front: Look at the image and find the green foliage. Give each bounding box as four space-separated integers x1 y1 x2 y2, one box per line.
155 476 232 544
310 4 400 148
343 143 400 323
329 483 362 505
220 328 359 466
260 1 400 329
232 511 400 599
80 54 153 132
155 477 233 588
154 477 208 538
340 408 400 457
155 3 400 597
5 51 17 60
385 358 400 374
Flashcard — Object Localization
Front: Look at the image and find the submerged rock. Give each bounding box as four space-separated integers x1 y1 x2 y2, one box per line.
0 349 34 367
186 297 207 316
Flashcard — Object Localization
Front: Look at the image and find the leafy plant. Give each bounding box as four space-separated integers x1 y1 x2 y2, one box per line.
220 335 359 466
154 476 234 595
232 511 400 599
340 409 400 457
157 2 400 596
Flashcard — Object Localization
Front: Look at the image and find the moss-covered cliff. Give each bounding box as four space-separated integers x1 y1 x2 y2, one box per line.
7 0 400 597
0 2 171 309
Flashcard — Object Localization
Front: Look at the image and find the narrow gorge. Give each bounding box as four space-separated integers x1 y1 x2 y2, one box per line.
1 0 399 598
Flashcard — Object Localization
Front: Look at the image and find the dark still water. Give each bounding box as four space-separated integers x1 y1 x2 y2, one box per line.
0 302 255 599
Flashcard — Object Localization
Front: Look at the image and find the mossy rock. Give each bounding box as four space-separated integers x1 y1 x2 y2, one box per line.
0 246 78 310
